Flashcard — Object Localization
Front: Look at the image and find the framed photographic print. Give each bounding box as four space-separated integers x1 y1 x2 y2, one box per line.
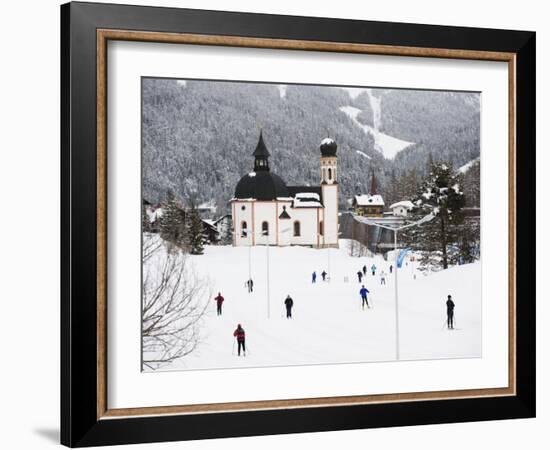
60 1 536 447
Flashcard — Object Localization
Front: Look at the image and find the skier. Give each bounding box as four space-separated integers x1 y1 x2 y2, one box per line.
362 265 367 276
214 292 224 316
284 295 294 319
312 271 317 283
389 265 393 274
380 270 386 285
371 264 377 276
359 285 370 309
446 295 455 329
247 278 254 293
321 270 327 282
233 324 246 356
357 270 363 283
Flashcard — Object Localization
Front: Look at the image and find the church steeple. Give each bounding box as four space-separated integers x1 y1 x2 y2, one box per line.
369 172 378 195
253 130 270 171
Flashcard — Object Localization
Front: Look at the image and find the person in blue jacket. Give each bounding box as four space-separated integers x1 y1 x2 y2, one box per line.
359 285 370 309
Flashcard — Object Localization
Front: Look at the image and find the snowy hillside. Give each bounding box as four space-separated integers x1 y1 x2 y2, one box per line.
340 105 414 159
142 79 480 210
459 156 481 173
147 241 481 372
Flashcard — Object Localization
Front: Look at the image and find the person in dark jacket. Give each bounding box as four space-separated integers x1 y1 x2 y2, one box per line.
321 270 327 282
233 324 246 356
357 270 363 283
446 295 455 329
359 285 370 309
312 271 317 283
389 265 393 274
362 265 367 276
247 278 254 293
214 292 224 316
284 295 294 319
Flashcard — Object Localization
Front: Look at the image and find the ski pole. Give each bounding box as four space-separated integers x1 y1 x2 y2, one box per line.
232 339 235 355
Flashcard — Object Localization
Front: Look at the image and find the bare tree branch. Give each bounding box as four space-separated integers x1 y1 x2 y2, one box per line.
142 234 211 370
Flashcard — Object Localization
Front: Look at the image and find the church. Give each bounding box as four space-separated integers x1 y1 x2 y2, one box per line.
230 131 339 248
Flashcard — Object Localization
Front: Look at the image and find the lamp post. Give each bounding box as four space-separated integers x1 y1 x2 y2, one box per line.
353 212 434 361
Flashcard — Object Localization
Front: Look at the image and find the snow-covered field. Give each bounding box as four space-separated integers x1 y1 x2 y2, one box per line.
147 240 482 372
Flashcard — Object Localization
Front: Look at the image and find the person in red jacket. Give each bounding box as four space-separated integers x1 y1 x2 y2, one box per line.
233 324 246 356
214 292 224 316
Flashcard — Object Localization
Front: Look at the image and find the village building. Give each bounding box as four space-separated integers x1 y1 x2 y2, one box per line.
352 194 385 217
230 131 339 248
389 200 414 217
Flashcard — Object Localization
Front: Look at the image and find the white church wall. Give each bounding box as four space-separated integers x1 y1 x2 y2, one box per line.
287 207 319 246
322 185 339 246
232 201 253 246
252 202 278 246
276 201 293 246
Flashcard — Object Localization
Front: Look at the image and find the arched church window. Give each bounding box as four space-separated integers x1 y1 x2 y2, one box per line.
241 221 247 237
262 221 269 236
328 167 332 181
293 221 301 237
319 221 324 236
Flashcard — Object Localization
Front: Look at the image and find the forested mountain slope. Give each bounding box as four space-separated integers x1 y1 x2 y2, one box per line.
142 79 480 213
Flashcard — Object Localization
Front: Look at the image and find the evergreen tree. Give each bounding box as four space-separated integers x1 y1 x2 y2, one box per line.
403 162 465 270
142 202 151 233
461 159 480 207
159 190 188 252
217 217 233 245
186 204 206 255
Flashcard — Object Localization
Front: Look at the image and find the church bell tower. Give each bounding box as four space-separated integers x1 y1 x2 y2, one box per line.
319 137 339 248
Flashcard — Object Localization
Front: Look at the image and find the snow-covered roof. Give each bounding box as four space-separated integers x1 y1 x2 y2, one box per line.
292 191 322 208
248 172 256 177
320 137 336 146
354 194 385 207
295 192 320 201
389 201 414 210
146 207 163 223
198 200 216 210
293 200 323 208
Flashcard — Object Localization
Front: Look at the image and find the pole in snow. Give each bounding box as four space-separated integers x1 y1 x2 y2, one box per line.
248 244 251 281
394 229 400 361
352 211 436 363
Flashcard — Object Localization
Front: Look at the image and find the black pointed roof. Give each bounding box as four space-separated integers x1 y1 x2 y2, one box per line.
279 207 291 219
234 131 289 200
252 130 270 157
